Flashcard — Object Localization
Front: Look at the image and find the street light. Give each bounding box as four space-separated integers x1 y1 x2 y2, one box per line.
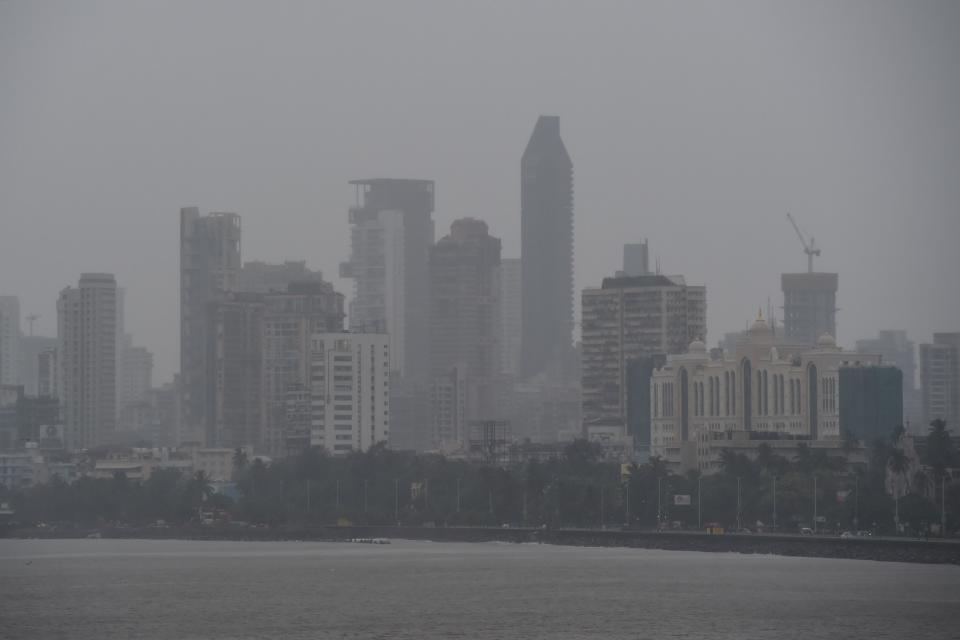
697 475 702 530
736 476 742 531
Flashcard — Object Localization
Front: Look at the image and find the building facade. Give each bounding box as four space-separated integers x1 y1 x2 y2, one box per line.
0 296 20 386
261 282 345 456
856 330 920 429
239 260 327 294
57 273 118 449
920 333 960 429
118 336 154 433
207 293 263 451
581 274 706 437
430 363 468 449
839 365 904 443
499 258 522 377
180 208 241 446
307 333 390 455
18 335 56 397
340 179 435 383
37 348 57 399
428 218 502 448
620 242 649 277
781 272 838 346
521 116 574 381
650 314 882 473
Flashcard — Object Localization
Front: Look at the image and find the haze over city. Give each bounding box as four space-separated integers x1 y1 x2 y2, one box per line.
2 1 958 381
3 3 960 639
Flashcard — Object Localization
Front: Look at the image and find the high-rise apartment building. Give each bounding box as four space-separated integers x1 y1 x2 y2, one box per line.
307 332 390 455
920 333 960 429
839 365 904 442
37 348 58 398
429 220 502 395
261 282 345 456
856 330 919 429
117 335 153 432
428 219 502 448
521 116 574 381
207 292 263 451
205 281 345 455
581 274 706 434
499 258 522 377
430 363 467 448
180 208 241 445
57 273 118 449
0 296 20 386
340 179 435 383
781 272 838 345
239 260 327 294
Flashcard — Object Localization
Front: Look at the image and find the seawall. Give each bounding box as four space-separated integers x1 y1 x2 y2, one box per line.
10 524 960 565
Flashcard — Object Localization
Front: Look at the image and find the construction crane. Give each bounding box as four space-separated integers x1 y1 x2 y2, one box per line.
26 313 40 336
786 212 820 273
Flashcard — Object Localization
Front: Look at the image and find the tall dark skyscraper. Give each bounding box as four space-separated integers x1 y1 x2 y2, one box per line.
521 115 574 381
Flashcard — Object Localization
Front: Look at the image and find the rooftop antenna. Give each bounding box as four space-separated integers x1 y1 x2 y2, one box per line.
786 212 821 273
26 313 40 336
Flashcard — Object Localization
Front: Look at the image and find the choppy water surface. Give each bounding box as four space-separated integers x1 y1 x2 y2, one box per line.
1 538 957 639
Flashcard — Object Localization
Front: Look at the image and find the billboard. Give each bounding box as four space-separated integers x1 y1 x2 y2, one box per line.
673 494 691 506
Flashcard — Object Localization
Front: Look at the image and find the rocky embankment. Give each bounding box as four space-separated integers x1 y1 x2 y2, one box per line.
9 524 960 565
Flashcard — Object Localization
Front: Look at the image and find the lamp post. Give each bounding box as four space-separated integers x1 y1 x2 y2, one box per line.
625 482 631 526
736 476 742 531
600 486 605 529
813 475 818 535
854 475 859 530
697 475 702 530
772 476 777 531
942 475 947 538
657 476 662 530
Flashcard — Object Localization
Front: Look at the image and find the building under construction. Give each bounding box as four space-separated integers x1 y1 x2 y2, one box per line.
781 272 838 346
782 213 838 346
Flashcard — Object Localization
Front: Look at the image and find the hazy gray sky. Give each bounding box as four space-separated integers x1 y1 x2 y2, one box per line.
2 0 958 382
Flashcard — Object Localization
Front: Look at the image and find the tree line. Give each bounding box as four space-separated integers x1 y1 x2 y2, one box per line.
4 420 958 536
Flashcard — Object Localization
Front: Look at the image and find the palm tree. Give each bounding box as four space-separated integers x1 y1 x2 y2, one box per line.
232 448 249 479
191 470 214 502
926 419 956 479
887 447 909 530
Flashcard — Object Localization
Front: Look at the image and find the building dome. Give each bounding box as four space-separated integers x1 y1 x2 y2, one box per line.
688 338 707 354
816 332 837 349
747 309 773 343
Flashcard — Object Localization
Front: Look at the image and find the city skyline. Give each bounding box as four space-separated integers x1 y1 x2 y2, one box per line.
2 2 959 384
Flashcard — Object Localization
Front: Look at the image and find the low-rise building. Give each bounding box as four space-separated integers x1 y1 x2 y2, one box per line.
650 312 884 473
0 449 44 488
193 447 247 482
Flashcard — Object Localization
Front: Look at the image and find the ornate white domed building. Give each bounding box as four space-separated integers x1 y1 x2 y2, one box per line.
649 310 883 474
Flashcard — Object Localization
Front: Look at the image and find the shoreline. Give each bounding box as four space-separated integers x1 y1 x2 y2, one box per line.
7 525 960 565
